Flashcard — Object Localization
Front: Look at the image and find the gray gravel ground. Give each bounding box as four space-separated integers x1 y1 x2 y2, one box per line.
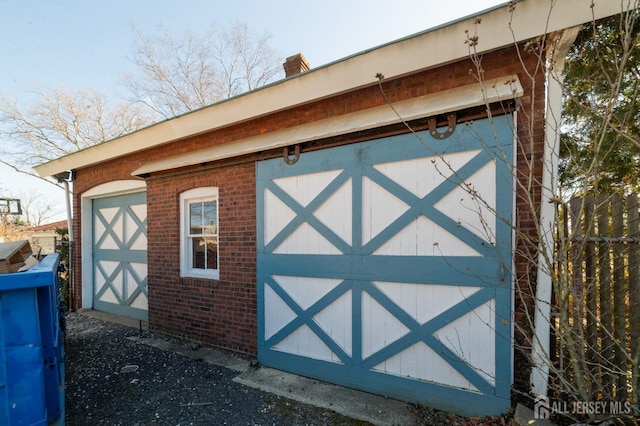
64 312 524 425
64 313 372 425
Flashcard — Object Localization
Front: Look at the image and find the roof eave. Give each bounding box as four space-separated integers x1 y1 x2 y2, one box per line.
34 0 631 178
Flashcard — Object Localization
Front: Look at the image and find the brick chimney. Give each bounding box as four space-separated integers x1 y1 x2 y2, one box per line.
283 53 310 77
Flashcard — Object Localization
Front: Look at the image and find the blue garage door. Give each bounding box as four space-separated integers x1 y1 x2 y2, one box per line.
256 115 514 416
93 191 148 321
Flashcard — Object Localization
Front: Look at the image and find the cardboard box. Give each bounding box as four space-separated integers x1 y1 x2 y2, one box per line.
0 240 33 274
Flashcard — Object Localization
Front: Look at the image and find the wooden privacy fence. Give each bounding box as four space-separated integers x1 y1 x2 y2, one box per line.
554 193 640 403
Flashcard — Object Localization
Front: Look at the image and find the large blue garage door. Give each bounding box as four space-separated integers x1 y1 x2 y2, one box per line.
256 115 514 416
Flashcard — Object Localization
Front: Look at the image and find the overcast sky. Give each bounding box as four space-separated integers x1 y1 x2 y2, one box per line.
0 0 505 221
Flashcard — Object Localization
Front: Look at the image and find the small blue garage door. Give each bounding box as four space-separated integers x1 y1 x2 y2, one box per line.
256 115 514 416
93 192 148 321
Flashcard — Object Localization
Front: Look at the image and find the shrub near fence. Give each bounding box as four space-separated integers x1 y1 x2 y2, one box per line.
553 193 639 411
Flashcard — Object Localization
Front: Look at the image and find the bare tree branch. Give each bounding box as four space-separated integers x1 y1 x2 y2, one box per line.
0 87 151 178
122 22 283 120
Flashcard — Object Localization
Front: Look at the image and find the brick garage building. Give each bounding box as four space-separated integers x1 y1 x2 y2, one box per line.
35 1 626 416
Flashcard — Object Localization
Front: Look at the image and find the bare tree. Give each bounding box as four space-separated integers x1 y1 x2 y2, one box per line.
0 22 282 184
463 6 640 419
0 87 150 185
0 214 25 243
376 2 639 422
122 22 284 119
0 191 64 246
16 191 64 227
473 5 640 421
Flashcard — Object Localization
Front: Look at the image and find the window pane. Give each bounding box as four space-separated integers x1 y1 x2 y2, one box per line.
191 237 218 270
205 237 217 269
189 202 203 235
203 200 217 235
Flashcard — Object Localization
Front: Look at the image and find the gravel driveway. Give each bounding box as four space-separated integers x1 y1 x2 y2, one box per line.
64 312 522 426
64 312 371 425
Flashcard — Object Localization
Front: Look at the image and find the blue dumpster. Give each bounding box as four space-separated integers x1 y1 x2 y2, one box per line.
0 254 64 425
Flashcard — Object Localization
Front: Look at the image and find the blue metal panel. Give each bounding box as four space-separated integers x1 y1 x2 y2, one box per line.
3 289 48 425
0 254 64 425
256 115 514 416
36 268 64 423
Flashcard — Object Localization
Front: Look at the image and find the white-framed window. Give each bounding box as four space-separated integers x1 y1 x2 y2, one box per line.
180 187 219 279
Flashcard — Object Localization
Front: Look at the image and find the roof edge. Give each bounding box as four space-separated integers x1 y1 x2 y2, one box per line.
132 75 524 176
34 0 632 178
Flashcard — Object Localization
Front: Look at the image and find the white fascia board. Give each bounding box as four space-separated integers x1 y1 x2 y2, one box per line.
132 75 523 176
34 0 631 178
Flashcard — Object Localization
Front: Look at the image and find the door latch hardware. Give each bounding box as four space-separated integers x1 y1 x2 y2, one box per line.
428 113 457 140
283 145 300 165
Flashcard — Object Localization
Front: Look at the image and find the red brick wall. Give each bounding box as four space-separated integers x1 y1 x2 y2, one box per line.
145 165 257 354
70 44 545 393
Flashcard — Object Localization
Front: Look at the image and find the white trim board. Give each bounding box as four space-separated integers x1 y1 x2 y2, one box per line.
133 76 523 176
